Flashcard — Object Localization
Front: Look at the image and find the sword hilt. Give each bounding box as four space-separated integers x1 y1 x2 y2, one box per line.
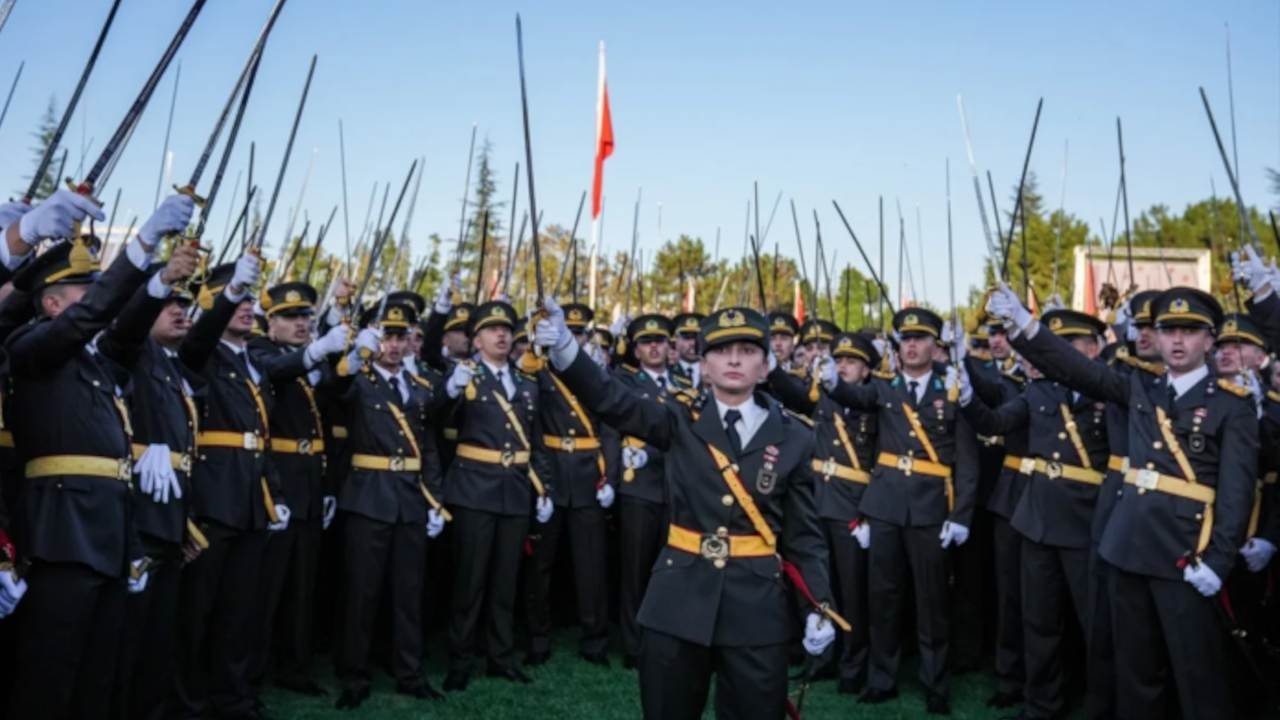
174 183 208 209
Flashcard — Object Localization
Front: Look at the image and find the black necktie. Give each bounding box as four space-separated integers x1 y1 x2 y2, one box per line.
388 375 402 406
908 380 919 405
723 409 743 457
1167 383 1178 409
496 368 512 399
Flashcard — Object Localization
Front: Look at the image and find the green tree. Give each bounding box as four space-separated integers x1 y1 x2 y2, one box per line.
23 96 61 200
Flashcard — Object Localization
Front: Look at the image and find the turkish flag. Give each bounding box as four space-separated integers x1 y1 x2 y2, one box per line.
591 42 614 220
793 279 805 324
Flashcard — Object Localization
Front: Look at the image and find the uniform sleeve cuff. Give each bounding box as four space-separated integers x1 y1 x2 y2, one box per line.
125 238 154 271
146 272 172 299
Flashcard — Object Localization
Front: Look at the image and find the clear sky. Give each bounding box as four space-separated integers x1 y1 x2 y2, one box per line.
0 0 1277 307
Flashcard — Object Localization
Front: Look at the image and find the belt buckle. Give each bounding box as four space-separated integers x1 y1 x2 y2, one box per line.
1134 468 1159 490
895 455 914 475
821 458 837 478
1120 457 1130 474
1019 457 1036 475
500 450 515 468
562 436 576 453
117 459 132 482
297 439 313 455
1045 461 1063 480
389 456 406 472
700 535 729 562
242 433 258 451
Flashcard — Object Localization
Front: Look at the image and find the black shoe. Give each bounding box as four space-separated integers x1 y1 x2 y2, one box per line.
276 676 328 697
986 691 1021 708
334 687 370 710
397 682 445 701
579 651 610 668
926 692 951 715
622 655 638 670
858 687 899 704
443 669 471 692
523 650 550 666
837 677 865 695
487 663 533 684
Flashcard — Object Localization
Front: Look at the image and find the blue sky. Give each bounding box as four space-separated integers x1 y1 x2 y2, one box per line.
0 1 1277 307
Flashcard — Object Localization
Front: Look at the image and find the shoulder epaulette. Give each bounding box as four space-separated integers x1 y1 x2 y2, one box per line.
784 409 815 428
1217 378 1251 398
1267 389 1280 404
872 369 895 381
410 374 433 389
1116 354 1165 376
787 366 809 379
671 388 697 405
620 363 638 374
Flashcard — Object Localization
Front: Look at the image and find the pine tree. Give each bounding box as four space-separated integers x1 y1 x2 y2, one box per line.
23 96 61 200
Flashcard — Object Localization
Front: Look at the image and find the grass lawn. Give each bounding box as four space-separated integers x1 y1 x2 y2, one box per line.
262 630 1050 719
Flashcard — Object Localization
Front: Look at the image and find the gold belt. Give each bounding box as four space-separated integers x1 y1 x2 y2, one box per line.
1263 471 1278 486
456 443 530 467
0 430 13 448
877 451 954 512
1004 455 1033 474
130 443 193 473
542 435 601 452
270 438 326 455
1108 455 1129 473
1029 457 1102 485
26 455 131 482
442 428 459 441
667 524 774 566
351 454 421 472
1123 467 1215 553
330 425 349 439
811 457 870 484
197 431 263 451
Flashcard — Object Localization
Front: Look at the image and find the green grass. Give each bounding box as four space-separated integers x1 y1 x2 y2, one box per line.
262 630 1054 719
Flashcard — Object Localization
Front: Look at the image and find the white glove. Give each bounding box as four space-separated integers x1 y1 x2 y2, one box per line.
802 612 836 656
622 446 649 470
851 521 870 549
1114 296 1133 330
446 361 475 399
586 339 608 368
0 569 27 618
229 252 261 296
1183 560 1223 596
1241 537 1277 573
985 282 1033 333
535 298 578 370
268 504 291 532
535 495 554 524
1237 370 1264 418
426 508 445 538
817 356 838 392
433 274 459 313
1232 246 1271 293
136 444 182 504
0 201 32 236
596 483 615 508
354 327 381 356
609 314 629 338
18 188 106 243
322 495 336 530
939 520 970 548
138 194 196 249
128 559 149 594
306 324 348 366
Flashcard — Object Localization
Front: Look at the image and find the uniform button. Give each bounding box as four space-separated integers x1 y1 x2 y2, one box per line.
92 380 100 387
716 527 728 538
666 559 673 567
1195 513 1203 520
1052 452 1060 460
1057 432 1067 440
1146 462 1155 470
1153 441 1163 450
908 431 916 438
568 429 577 436
504 442 511 449
722 494 734 506
1138 488 1146 495
713 559 726 570
504 423 511 429
832 440 839 446
1116 490 1123 497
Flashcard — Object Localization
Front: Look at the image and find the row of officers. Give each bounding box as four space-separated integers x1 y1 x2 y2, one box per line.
0 190 1276 719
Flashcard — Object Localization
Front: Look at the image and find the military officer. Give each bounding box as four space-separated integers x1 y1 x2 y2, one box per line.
767 311 800 367
801 318 838 359
670 312 704 388
536 301 839 720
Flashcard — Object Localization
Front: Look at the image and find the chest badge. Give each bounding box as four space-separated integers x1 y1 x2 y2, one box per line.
1188 433 1206 453
756 466 777 495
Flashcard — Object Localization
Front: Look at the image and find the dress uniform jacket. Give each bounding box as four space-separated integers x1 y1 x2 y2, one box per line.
181 293 283 531
6 250 150 578
613 366 677 506
443 361 553 516
249 337 328 522
965 356 1028 519
1014 328 1257 581
828 362 980 530
337 367 444 524
537 366 617 508
963 378 1109 549
555 350 832 648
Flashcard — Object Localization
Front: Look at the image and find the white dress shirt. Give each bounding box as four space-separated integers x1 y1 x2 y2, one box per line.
715 396 768 449
902 369 933 404
373 363 410 404
1167 364 1210 400
481 358 516 399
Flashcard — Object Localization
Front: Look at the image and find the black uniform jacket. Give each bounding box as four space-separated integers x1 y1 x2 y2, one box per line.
537 365 619 508
965 355 1029 520
612 365 675 506
249 337 328 522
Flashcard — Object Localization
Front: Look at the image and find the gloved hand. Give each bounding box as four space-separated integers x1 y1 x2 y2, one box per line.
128 559 150 594
609 314 629 338
802 612 836 656
228 252 261 296
596 483 615 508
535 495 554 524
0 201 32 238
1114 296 1133 333
446 361 475 399
139 194 196 249
433 273 459 313
135 444 182 504
622 446 648 470
985 282 1033 333
1232 246 1271 294
586 339 608 368
939 520 970 548
322 495 336 530
0 569 27 618
817 355 838 392
306 324 348 366
1183 560 1222 596
954 365 973 406
354 327 380 356
426 508 445 539
18 188 106 244
534 298 577 370
851 520 870 549
1241 537 1277 573
268 504 291 532
1237 370 1264 418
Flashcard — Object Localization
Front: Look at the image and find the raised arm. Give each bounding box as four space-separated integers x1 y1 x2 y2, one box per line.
554 348 681 452
1011 327 1128 406
960 391 1030 437
766 366 817 414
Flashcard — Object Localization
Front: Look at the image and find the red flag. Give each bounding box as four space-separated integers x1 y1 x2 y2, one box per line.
793 279 806 324
591 42 614 220
1082 258 1098 316
682 277 696 312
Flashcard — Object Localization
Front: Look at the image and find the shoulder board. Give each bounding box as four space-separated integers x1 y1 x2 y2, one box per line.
784 409 815 428
872 369 895 381
1267 390 1280 404
671 389 697 405
620 363 639 374
1117 354 1165 376
409 374 433 389
1217 378 1251 398
787 367 809 379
